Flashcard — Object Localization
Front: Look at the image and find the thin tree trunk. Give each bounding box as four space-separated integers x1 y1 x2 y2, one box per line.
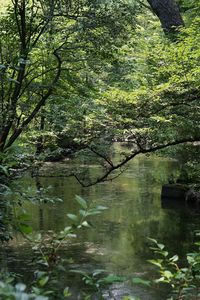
36 113 45 155
147 0 184 34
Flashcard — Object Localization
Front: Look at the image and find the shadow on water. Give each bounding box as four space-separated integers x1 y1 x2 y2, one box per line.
1 153 200 299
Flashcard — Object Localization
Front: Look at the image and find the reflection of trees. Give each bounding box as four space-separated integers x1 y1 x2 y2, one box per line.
157 209 200 257
83 190 162 273
34 176 85 231
82 153 200 274
35 177 44 231
3 155 199 279
0 187 13 242
34 176 66 231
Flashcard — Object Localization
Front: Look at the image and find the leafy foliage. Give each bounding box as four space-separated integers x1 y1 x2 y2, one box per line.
148 235 200 299
0 192 110 299
0 0 138 155
0 280 48 300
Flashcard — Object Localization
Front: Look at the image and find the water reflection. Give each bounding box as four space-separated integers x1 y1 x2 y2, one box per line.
2 154 200 299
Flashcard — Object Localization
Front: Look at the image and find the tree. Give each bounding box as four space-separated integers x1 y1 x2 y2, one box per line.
0 0 62 152
70 10 200 186
0 0 137 153
147 0 184 33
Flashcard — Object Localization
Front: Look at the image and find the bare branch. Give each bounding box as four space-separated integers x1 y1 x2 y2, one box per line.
87 146 114 167
18 66 59 98
76 136 200 187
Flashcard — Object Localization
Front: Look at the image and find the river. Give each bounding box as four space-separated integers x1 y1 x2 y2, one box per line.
2 153 200 299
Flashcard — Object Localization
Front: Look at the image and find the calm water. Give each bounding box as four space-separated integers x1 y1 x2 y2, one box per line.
2 153 200 299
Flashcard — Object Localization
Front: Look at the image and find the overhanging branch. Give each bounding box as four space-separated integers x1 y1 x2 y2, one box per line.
75 136 200 187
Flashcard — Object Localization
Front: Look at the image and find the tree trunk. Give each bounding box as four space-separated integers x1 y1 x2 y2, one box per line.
147 0 184 34
35 114 45 155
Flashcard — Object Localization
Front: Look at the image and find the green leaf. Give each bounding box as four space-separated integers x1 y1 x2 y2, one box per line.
157 243 165 250
132 277 151 286
163 270 173 279
18 213 31 222
19 223 33 234
155 276 166 283
67 214 79 222
15 283 26 292
63 226 72 233
170 255 179 262
38 275 49 287
148 259 163 268
87 209 101 216
36 271 47 279
161 251 169 257
148 238 158 244
81 221 91 228
79 209 87 217
93 269 105 276
100 274 125 284
75 195 87 209
0 165 9 176
63 287 71 297
32 287 41 294
95 205 108 210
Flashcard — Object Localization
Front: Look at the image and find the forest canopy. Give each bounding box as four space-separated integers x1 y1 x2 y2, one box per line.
0 0 199 185
1 2 200 300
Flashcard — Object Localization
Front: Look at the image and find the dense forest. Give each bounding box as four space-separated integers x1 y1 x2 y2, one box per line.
0 0 200 299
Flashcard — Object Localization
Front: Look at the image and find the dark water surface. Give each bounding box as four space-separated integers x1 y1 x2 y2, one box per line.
3 154 200 299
